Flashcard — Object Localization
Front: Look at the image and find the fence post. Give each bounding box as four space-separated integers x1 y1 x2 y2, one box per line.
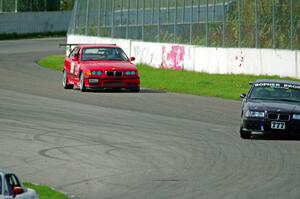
15 0 17 12
206 0 208 46
158 0 161 42
126 0 130 39
44 0 47 11
290 0 294 49
142 0 145 41
238 0 241 48
255 0 260 48
152 0 154 24
222 0 226 47
198 0 200 22
272 0 276 48
174 0 177 43
121 0 123 27
136 0 138 26
190 0 193 44
85 0 89 35
97 0 101 36
183 0 185 22
104 0 107 28
112 0 115 38
167 0 169 23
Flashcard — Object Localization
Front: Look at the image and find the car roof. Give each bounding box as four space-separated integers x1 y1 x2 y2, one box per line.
0 170 13 175
254 79 300 86
78 44 120 49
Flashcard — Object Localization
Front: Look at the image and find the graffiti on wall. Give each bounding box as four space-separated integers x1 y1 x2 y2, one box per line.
235 51 245 68
161 45 185 70
133 45 154 64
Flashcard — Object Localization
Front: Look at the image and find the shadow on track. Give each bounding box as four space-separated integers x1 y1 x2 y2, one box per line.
78 88 167 94
251 134 300 141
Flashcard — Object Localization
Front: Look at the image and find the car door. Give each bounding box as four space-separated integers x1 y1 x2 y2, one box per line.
73 48 82 82
65 47 80 83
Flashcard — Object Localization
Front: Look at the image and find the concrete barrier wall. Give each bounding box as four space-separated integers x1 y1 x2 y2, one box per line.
67 35 300 79
0 11 71 34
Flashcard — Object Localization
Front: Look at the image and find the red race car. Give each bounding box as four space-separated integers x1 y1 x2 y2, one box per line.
62 44 140 92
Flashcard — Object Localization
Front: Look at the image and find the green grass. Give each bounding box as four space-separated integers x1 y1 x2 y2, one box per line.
38 55 65 71
37 55 297 100
24 183 69 199
0 31 66 41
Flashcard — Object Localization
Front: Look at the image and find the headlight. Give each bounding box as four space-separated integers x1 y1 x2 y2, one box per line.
245 110 265 118
91 71 103 75
125 71 136 75
293 114 300 120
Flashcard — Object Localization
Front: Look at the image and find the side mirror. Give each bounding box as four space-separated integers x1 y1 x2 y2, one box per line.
13 187 24 197
240 93 247 99
72 55 79 61
130 57 136 62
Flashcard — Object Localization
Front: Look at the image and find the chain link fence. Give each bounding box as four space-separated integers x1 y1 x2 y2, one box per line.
68 0 300 50
0 0 74 12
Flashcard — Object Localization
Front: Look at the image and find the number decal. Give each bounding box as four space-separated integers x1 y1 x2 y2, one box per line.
71 62 75 74
271 122 285 130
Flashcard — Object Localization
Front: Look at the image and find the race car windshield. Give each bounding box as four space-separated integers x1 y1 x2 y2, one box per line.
82 47 129 61
249 84 300 102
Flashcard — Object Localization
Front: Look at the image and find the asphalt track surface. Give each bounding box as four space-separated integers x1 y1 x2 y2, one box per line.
0 38 300 199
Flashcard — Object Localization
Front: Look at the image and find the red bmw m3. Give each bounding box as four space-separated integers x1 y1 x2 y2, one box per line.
63 44 140 92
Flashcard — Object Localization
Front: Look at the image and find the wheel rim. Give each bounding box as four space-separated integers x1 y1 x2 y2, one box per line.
63 71 67 87
80 74 84 90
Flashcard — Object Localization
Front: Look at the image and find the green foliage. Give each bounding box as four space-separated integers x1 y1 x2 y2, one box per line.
24 183 69 199
0 31 66 40
1 0 73 12
60 0 75 11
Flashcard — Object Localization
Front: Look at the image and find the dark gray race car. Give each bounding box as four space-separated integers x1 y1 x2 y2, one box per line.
240 79 300 139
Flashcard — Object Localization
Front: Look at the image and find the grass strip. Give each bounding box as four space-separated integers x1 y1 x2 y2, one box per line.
24 183 69 199
0 31 66 41
37 55 297 100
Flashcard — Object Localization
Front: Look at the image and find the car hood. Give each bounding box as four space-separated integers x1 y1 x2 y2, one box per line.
246 100 300 113
82 61 137 71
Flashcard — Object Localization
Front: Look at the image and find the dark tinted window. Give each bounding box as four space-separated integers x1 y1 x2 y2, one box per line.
250 86 300 102
5 174 21 195
68 47 80 59
82 47 129 61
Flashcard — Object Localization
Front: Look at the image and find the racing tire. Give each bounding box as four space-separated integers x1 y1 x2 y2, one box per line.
79 72 87 92
240 126 251 139
63 70 73 89
129 87 140 93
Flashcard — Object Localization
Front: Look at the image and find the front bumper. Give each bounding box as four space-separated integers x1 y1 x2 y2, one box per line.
84 77 140 90
242 118 300 135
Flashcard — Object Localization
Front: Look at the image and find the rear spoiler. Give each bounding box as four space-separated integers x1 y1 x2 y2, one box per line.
59 43 117 47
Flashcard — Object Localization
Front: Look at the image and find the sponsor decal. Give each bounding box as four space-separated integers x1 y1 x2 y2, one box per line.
71 62 75 74
254 82 300 90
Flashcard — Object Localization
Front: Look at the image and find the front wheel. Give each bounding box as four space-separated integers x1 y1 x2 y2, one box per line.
79 72 87 92
240 126 251 139
63 70 73 89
